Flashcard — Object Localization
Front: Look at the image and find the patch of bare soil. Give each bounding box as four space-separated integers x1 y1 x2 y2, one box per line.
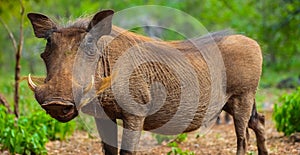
45 111 300 155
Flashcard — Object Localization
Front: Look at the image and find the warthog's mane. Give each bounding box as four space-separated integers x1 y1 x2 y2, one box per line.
66 17 90 30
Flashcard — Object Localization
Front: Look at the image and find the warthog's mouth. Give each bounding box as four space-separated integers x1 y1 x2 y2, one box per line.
41 100 78 122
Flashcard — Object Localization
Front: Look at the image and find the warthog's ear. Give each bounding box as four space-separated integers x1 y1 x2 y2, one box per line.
27 13 57 38
87 10 114 40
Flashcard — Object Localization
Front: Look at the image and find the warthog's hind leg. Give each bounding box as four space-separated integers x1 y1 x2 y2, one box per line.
223 93 254 155
248 101 268 155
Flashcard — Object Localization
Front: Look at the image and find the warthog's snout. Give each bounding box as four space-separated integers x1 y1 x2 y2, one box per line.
41 99 78 122
27 74 80 122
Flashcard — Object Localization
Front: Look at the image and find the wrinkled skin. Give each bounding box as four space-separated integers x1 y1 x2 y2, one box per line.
27 10 268 155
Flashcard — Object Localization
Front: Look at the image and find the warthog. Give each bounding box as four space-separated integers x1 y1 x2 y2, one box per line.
27 10 267 155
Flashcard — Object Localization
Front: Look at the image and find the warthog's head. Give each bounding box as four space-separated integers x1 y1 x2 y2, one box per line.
27 10 114 122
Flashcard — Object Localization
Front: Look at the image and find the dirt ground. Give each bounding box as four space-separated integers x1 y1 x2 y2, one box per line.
45 111 300 155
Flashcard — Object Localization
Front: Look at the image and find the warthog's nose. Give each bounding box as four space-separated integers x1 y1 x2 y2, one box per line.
43 102 73 114
41 100 78 122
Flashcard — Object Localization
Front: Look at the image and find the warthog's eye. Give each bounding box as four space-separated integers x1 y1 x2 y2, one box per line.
46 38 51 45
45 35 52 46
45 30 55 45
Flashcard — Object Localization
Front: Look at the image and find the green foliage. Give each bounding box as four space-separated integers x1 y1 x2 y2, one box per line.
248 151 255 155
167 141 195 155
0 105 75 154
31 111 76 141
175 133 188 143
153 133 191 154
164 133 193 155
273 87 300 135
0 105 47 154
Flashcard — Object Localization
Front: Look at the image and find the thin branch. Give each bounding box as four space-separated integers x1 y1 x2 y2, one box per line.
14 0 25 118
0 17 17 52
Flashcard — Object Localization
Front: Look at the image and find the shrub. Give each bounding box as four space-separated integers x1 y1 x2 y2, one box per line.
273 87 300 135
0 105 75 154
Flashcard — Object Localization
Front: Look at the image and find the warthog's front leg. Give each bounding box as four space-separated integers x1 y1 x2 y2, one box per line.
95 118 118 155
120 115 145 155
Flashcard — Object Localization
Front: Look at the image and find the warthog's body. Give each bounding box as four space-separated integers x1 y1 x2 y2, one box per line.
27 10 267 155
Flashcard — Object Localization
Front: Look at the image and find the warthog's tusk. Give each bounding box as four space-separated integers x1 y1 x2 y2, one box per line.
27 74 37 91
83 76 94 95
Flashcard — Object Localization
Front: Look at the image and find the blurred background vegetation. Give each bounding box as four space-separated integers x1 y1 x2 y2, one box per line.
0 0 299 154
0 0 299 83
1 0 299 76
